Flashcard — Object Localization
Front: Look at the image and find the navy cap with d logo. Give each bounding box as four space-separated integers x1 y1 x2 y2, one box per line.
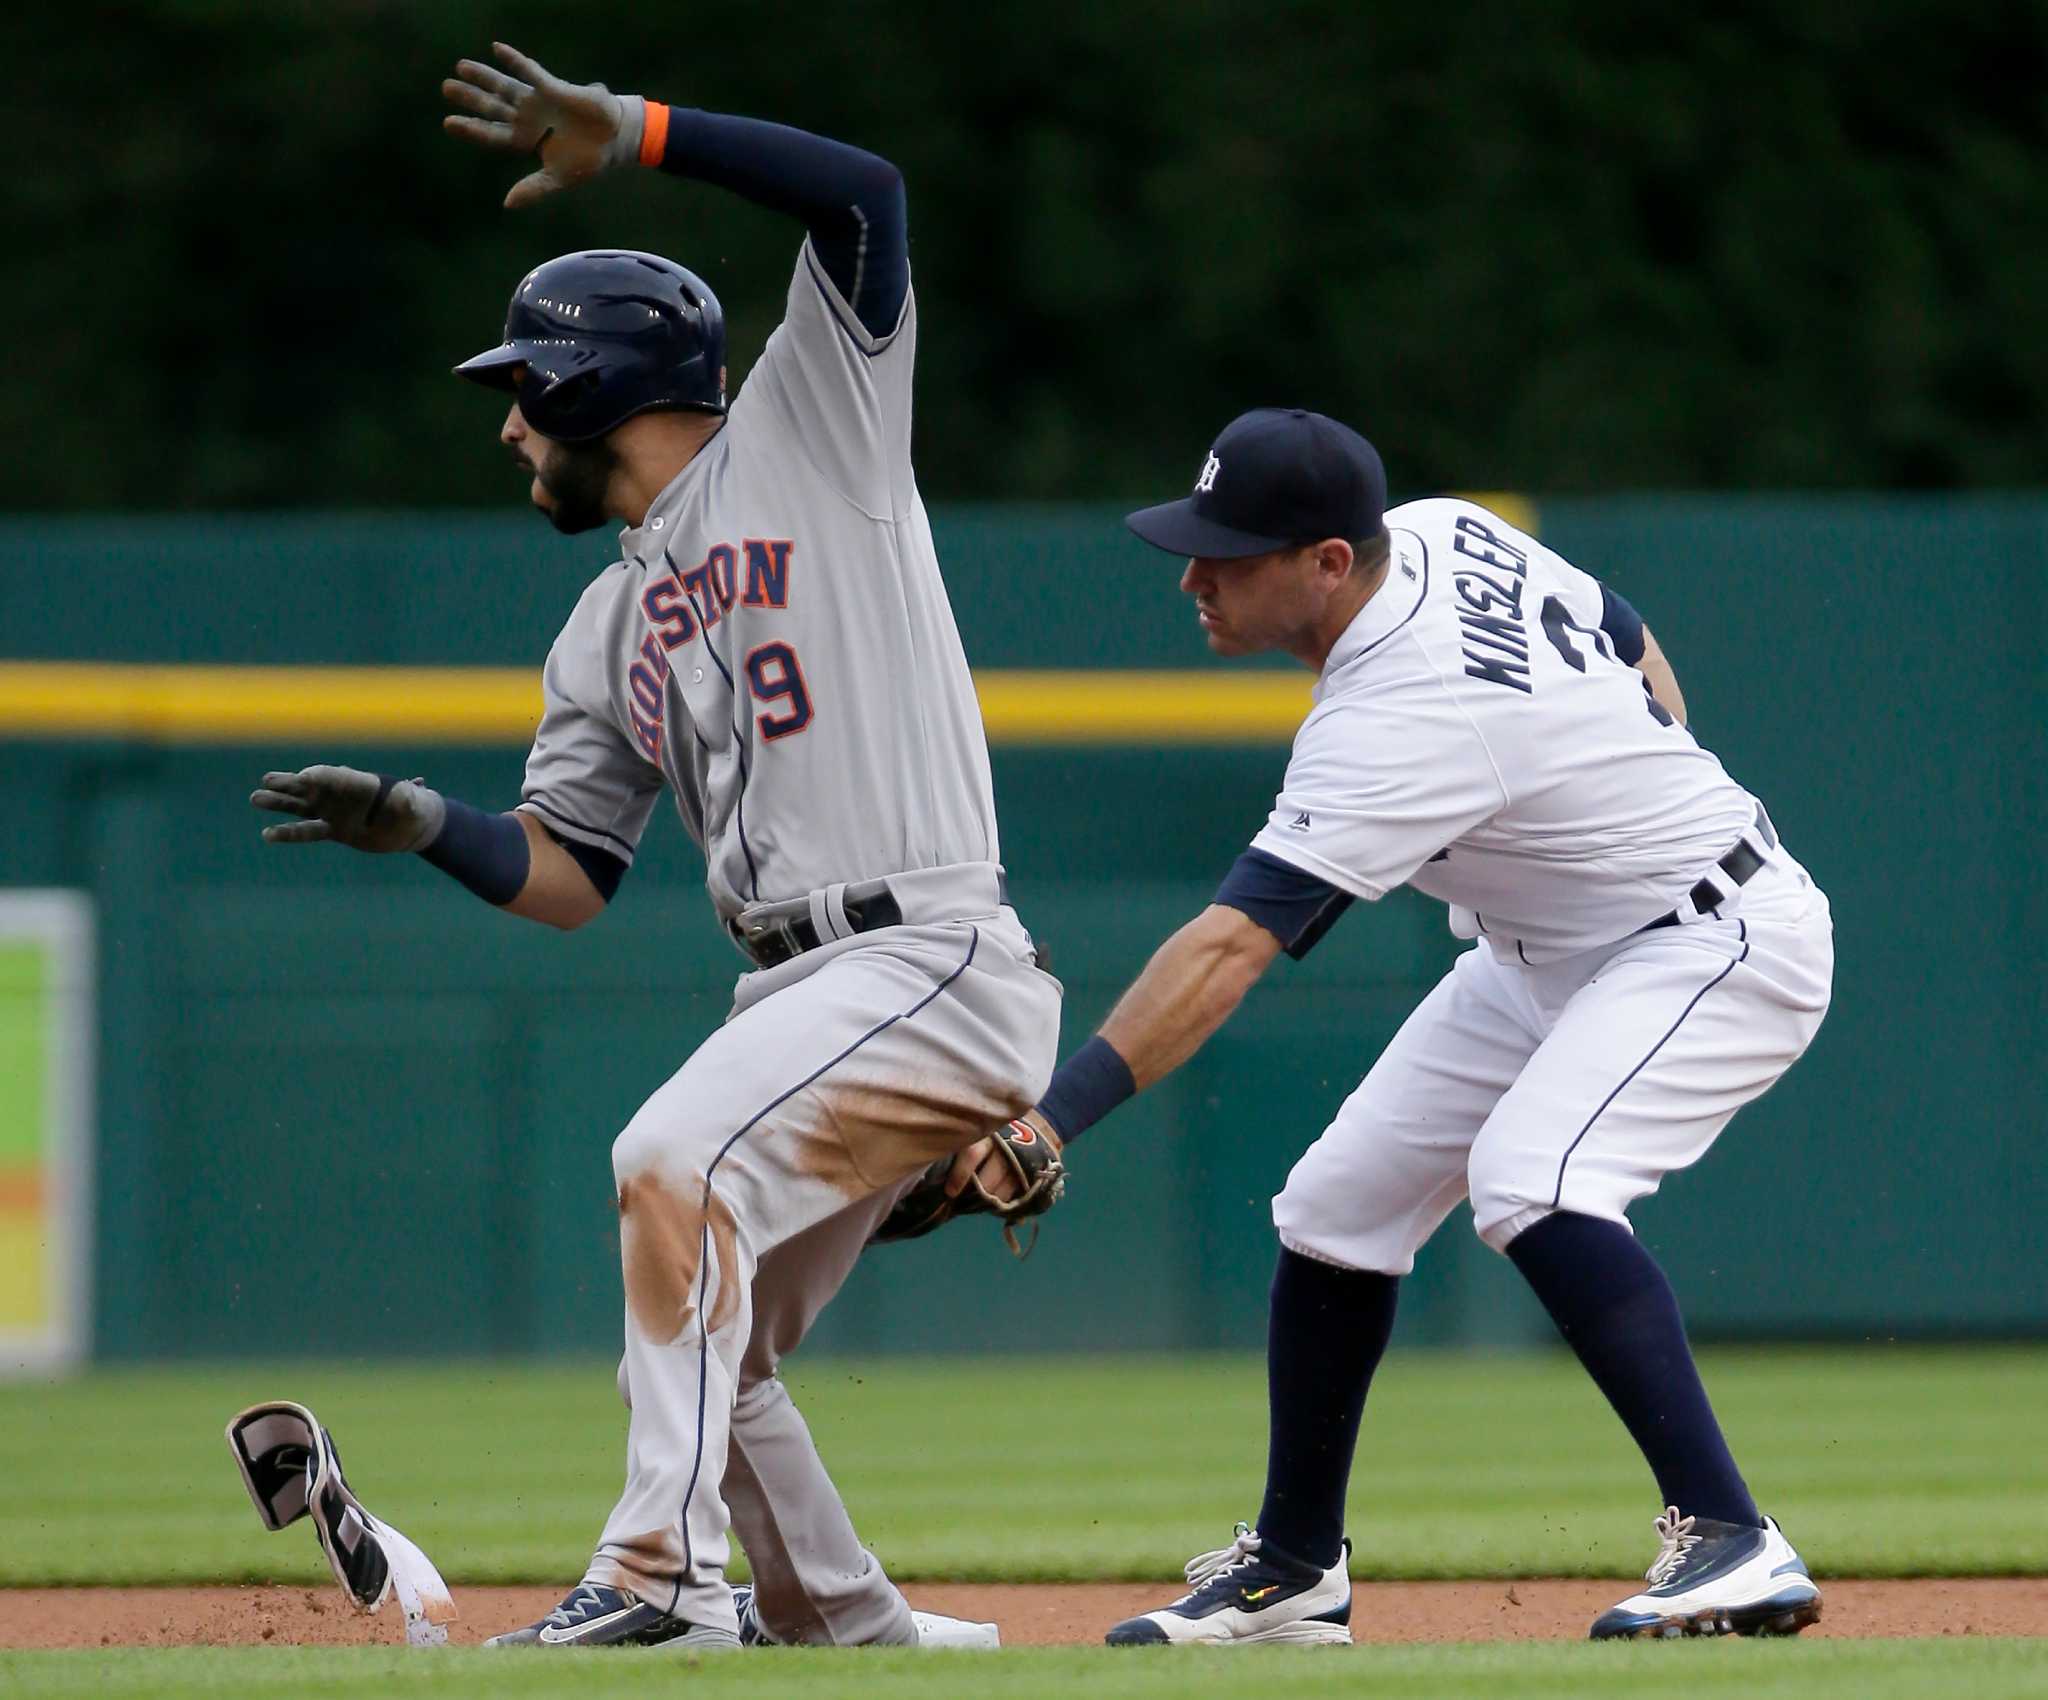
1125 408 1387 559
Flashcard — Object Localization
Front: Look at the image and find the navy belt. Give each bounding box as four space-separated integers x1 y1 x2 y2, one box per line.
1640 805 1778 933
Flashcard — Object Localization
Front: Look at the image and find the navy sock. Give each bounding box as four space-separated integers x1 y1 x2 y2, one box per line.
1506 1212 1760 1527
1253 1247 1398 1568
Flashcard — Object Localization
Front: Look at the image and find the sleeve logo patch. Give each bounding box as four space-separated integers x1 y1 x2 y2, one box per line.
1288 811 1312 831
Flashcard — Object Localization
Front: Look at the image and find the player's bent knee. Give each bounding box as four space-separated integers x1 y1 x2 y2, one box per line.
1473 1202 1553 1255
1275 1229 1405 1276
1272 1172 1345 1254
1469 1163 1638 1254
1466 1154 1559 1255
609 1102 723 1185
609 1117 666 1186
1273 1188 1417 1277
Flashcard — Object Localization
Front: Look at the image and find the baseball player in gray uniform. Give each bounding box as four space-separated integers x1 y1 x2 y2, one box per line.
252 44 1059 1651
985 408 1833 1645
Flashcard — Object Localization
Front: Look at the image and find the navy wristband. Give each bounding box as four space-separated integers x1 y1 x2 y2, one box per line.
1035 1035 1138 1147
420 798 531 907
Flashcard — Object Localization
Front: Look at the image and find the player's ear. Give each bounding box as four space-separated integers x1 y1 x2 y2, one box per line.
1318 537 1356 581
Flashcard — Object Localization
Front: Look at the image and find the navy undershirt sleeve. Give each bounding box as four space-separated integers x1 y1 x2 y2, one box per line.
1214 848 1356 960
546 828 627 904
1599 583 1648 666
658 110 909 340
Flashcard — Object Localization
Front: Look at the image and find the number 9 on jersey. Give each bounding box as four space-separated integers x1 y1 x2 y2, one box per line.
745 640 814 740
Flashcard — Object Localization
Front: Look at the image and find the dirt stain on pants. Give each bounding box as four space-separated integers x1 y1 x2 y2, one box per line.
618 1171 742 1344
807 1071 1035 1197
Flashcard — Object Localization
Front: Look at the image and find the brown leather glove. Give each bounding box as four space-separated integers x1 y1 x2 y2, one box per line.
870 1117 1066 1258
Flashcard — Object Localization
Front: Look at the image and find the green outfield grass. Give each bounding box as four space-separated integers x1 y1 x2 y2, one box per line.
4 1642 2048 1700
1 1345 2041 1587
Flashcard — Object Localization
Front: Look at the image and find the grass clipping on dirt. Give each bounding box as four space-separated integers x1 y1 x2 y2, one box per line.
0 1345 2042 1588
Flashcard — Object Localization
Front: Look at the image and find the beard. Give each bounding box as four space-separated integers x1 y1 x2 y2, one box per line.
534 436 620 535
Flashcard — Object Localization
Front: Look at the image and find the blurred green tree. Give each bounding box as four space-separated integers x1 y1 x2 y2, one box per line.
8 0 2042 509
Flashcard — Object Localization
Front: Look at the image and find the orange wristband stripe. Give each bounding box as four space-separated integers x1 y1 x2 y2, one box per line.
638 100 670 167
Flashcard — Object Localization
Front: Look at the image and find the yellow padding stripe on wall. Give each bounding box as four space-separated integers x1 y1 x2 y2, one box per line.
975 670 1311 743
0 664 1314 746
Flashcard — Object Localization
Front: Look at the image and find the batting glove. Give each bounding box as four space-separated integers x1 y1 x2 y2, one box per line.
251 766 446 854
442 42 646 209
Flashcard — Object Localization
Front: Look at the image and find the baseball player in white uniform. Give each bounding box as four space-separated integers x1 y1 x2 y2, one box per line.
251 45 1059 1650
989 408 1833 1644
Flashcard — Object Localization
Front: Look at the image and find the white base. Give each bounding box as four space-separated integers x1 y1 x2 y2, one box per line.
911 1609 1001 1649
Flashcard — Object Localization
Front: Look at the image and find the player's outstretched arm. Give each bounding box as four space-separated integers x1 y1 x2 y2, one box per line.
1095 905 1285 1088
443 44 908 339
251 765 614 931
949 839 1361 1202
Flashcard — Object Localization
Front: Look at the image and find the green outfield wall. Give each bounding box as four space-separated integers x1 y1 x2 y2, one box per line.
0 497 2040 1358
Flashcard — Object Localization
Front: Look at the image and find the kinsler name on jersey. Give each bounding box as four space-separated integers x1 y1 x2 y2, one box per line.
627 537 796 759
1449 515 1534 694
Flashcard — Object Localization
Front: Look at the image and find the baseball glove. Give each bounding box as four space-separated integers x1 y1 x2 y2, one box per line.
871 1120 1066 1258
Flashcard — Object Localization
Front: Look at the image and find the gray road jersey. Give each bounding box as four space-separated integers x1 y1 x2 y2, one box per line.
517 242 1000 921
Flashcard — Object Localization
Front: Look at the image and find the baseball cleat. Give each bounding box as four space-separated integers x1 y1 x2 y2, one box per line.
484 1582 743 1649
732 1582 770 1647
1589 1507 1821 1640
732 1583 1000 1648
1104 1522 1352 1646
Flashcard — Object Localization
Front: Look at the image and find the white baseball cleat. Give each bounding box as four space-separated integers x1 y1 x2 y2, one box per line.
1589 1507 1821 1640
732 1584 999 1648
1104 1522 1352 1646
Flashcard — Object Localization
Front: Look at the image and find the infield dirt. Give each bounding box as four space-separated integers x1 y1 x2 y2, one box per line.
2 1580 2043 1650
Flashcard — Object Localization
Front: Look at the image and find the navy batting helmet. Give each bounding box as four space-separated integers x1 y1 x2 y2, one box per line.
454 249 726 442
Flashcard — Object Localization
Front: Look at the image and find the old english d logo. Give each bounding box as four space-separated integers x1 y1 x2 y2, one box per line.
1195 452 1221 493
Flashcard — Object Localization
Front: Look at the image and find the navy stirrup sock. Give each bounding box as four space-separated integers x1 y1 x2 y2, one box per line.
1507 1211 1760 1527
1254 1247 1398 1569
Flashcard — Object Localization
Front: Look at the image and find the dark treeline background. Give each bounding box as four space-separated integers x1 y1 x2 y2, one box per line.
13 0 2042 510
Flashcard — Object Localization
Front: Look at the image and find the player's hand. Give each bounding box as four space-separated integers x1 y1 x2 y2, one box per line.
251 766 446 854
442 42 628 210
944 1111 1062 1203
870 1112 1067 1258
